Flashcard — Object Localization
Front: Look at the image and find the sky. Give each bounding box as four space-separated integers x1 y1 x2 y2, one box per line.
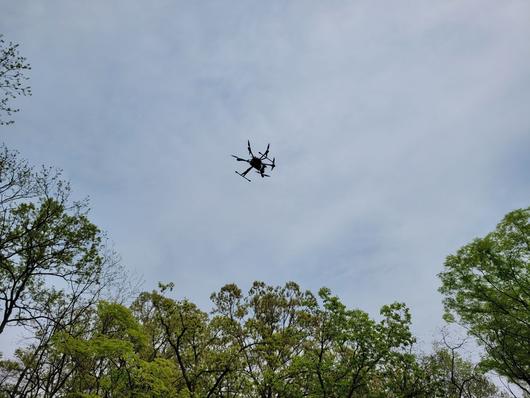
1 1 529 354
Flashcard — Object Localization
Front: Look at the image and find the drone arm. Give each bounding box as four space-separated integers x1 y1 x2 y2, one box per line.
241 166 253 176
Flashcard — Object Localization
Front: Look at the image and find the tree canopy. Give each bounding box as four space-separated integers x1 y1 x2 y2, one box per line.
0 145 114 336
1 279 505 397
439 207 530 394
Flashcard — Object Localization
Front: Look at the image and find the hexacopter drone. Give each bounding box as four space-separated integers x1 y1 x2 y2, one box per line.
232 140 275 182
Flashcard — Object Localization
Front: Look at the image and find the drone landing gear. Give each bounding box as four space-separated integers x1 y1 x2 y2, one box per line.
235 171 251 182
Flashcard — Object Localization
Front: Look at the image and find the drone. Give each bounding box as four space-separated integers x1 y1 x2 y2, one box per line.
232 140 275 182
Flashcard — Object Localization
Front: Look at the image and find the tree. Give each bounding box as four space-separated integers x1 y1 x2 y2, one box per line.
52 301 178 397
0 145 109 335
0 35 31 125
0 145 125 396
439 207 530 393
413 331 503 398
132 283 240 397
1 277 509 396
301 288 416 397
210 281 318 397
209 282 423 397
0 304 97 397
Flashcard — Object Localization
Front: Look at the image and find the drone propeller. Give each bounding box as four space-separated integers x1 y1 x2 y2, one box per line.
247 140 254 157
231 155 248 162
271 157 275 170
258 144 270 160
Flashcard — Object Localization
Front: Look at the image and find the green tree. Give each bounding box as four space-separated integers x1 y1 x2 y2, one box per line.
302 288 416 397
0 35 31 125
132 283 239 397
413 332 502 398
0 145 124 396
210 282 423 398
210 281 317 397
0 305 97 397
53 301 178 397
0 145 108 335
439 207 530 393
1 277 509 396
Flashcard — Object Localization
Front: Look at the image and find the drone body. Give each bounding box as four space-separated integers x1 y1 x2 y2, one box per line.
232 140 275 182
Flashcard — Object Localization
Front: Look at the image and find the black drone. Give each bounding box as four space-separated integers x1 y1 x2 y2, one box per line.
232 140 276 182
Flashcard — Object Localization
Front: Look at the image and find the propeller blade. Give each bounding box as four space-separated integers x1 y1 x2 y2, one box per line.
259 144 271 160
263 144 270 158
247 140 254 156
232 155 247 161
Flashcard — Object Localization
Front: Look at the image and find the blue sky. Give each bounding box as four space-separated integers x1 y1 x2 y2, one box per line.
1 1 529 352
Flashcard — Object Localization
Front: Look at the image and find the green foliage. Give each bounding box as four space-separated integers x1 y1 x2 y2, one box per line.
439 207 530 393
0 34 31 125
418 342 501 398
210 281 318 397
0 146 122 397
132 286 237 396
299 288 416 397
0 145 105 335
53 301 178 397
1 278 507 397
